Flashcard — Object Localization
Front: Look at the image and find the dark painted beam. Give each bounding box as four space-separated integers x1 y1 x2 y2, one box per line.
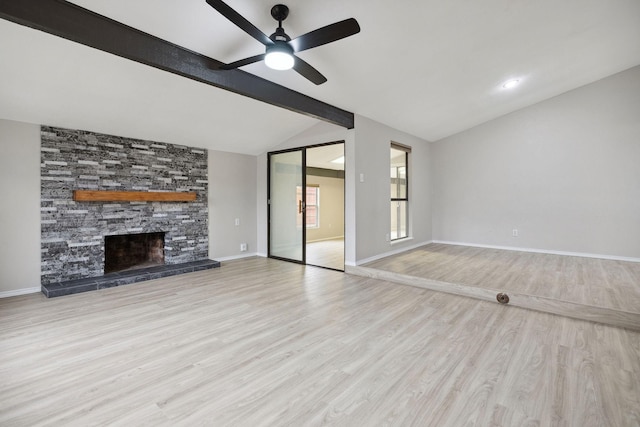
0 0 354 129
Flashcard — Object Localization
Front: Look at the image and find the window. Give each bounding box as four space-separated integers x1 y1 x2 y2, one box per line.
390 143 410 240
296 185 320 229
305 185 319 228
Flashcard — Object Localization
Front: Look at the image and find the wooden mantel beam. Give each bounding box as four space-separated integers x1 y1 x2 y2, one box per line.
0 0 355 129
73 190 196 202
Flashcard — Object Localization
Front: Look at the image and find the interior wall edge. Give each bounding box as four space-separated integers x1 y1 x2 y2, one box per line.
355 240 434 266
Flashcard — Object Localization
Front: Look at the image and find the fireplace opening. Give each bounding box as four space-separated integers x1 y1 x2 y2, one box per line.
104 232 165 274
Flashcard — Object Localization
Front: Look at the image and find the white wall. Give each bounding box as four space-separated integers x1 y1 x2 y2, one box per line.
432 66 640 259
352 115 433 262
208 150 258 260
0 119 41 296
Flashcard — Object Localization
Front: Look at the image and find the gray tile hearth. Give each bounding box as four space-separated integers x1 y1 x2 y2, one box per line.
42 259 220 298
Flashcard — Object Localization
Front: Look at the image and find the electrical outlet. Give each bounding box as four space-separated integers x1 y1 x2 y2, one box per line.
512 229 519 237
235 218 240 226
385 233 390 242
240 243 247 252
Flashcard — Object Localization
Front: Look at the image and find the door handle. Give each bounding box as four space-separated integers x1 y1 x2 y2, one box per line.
298 200 302 214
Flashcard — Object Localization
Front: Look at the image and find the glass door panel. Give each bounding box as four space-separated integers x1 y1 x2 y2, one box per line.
269 150 304 263
305 143 345 271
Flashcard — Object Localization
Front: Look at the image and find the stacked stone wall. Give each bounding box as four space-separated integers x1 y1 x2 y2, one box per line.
40 126 208 284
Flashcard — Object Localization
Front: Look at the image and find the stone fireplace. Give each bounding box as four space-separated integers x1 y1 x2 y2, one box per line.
40 126 216 295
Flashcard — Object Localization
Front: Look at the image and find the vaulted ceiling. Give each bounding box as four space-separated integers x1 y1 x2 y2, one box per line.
1 0 639 154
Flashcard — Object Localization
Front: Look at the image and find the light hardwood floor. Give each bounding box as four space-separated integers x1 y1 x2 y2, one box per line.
1 257 639 426
362 243 640 321
306 238 345 271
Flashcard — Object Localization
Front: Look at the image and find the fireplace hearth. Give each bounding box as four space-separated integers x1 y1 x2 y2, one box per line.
41 259 221 298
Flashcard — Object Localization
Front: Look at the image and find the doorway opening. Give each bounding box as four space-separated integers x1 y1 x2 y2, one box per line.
305 144 345 270
268 142 345 271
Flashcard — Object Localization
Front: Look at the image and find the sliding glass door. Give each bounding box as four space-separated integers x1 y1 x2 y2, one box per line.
268 149 305 263
268 142 345 270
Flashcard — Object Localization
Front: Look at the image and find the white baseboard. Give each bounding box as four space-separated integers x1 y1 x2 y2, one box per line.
355 240 434 266
0 287 41 298
432 240 640 263
213 252 259 262
307 236 345 243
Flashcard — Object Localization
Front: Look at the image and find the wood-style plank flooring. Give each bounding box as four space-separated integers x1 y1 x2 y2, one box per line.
1 257 639 426
364 243 640 315
306 238 344 271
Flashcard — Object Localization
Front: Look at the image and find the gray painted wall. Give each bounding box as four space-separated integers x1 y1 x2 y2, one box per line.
208 150 257 260
353 115 433 262
0 120 41 295
432 66 640 259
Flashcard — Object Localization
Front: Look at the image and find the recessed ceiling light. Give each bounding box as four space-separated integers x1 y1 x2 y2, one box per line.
330 156 345 164
502 79 520 89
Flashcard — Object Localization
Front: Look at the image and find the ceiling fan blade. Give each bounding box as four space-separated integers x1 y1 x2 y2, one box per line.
220 54 266 70
292 56 327 85
206 0 273 46
289 18 360 53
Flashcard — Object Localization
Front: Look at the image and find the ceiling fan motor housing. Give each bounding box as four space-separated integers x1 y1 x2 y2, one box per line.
270 27 291 43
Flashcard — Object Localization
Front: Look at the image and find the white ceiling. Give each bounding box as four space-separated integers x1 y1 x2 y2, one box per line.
306 144 345 171
1 0 639 155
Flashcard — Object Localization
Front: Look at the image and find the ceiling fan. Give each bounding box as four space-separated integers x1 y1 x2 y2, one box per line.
206 0 360 85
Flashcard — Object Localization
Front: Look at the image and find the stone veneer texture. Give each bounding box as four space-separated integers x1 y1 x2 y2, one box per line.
40 126 209 285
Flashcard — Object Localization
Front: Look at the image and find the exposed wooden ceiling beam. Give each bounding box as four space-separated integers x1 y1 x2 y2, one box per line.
0 0 355 129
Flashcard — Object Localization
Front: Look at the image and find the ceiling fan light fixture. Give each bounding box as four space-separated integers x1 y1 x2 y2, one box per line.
265 43 294 70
